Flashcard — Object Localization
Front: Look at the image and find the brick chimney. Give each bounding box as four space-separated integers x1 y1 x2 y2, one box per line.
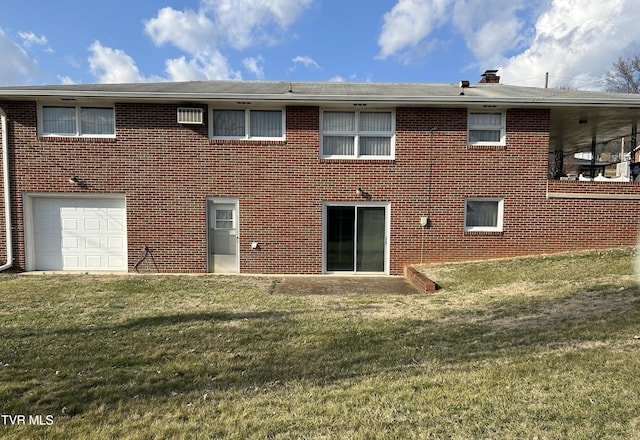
479 69 500 84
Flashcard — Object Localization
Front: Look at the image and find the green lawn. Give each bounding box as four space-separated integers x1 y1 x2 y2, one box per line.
1 249 639 439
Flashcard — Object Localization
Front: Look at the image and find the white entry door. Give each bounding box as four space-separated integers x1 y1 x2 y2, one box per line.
208 200 239 273
30 196 127 271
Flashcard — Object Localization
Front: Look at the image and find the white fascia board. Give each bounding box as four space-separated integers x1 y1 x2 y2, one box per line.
2 89 640 108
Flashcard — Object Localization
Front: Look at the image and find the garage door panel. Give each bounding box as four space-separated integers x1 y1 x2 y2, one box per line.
107 219 124 230
34 216 59 233
32 196 127 271
62 236 79 248
85 236 101 248
38 199 58 212
38 252 63 270
84 218 101 230
60 206 79 215
62 255 80 268
85 255 103 268
109 255 125 267
62 218 79 231
108 237 125 249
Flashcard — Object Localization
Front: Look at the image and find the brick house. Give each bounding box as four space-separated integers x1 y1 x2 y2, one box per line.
0 71 639 275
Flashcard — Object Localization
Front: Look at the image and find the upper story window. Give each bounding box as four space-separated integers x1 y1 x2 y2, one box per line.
39 105 115 137
468 111 506 146
211 109 284 140
321 110 395 159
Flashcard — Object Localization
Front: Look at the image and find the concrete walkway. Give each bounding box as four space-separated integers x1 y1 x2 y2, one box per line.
272 275 419 295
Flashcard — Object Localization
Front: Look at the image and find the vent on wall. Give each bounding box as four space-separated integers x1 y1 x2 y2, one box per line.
177 107 204 124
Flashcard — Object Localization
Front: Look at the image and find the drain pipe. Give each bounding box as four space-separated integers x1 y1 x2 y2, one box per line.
0 107 12 271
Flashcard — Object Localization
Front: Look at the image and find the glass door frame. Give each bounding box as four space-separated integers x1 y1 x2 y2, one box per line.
322 202 390 274
206 197 240 273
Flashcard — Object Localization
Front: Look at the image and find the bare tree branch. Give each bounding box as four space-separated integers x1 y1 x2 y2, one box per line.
605 56 640 93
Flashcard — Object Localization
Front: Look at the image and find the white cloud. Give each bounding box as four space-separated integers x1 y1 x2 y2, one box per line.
142 0 313 82
243 56 265 79
377 0 453 60
329 73 370 83
145 1 313 51
88 41 147 83
88 40 239 83
291 55 321 70
201 0 314 50
58 75 77 85
378 0 640 90
18 31 51 51
144 7 216 54
499 0 640 88
451 0 531 61
377 0 531 62
0 27 42 85
165 51 241 81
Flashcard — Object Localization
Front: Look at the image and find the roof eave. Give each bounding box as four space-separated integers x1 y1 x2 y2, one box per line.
1 89 640 108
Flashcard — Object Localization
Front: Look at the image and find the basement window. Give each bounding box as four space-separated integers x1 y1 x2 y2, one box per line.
464 198 504 232
467 111 506 146
39 105 115 137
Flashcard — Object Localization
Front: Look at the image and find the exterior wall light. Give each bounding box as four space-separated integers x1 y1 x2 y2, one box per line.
355 187 372 200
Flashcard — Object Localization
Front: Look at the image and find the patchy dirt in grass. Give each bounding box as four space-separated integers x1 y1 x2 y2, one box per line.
272 276 419 296
485 283 640 332
348 272 640 329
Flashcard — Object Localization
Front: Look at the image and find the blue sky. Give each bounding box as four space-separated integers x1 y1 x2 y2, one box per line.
2 0 640 88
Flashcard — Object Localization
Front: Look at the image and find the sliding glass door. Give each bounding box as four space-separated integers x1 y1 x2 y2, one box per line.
325 204 388 273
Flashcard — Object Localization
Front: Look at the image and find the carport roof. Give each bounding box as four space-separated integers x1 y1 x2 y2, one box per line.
1 80 640 151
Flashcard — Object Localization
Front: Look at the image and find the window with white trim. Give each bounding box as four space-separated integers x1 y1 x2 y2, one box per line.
321 110 395 159
211 109 284 139
467 111 505 145
214 208 234 229
464 198 504 232
39 105 115 137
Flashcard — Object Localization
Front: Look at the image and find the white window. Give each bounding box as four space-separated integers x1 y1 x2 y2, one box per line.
39 105 115 137
211 109 284 139
321 110 395 159
464 198 504 232
214 208 234 230
468 111 505 146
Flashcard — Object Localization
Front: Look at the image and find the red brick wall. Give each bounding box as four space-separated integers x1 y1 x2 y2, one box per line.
0 101 638 274
0 113 5 265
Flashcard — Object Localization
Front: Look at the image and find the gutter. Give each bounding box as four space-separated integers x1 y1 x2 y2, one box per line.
0 107 12 271
2 82 640 107
1 90 640 108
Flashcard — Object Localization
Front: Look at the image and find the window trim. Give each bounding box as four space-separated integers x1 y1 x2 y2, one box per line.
210 108 286 141
320 109 396 159
467 110 506 146
214 207 235 230
464 198 504 232
38 104 116 138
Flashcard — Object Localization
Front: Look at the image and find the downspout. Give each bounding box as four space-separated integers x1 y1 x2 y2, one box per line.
0 107 12 271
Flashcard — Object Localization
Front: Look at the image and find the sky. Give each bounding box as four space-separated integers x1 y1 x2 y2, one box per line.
1 0 640 89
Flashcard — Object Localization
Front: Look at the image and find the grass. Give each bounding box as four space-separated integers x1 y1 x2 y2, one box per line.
0 248 639 439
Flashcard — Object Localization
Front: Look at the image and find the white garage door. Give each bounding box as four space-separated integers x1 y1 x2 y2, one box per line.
32 196 127 271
